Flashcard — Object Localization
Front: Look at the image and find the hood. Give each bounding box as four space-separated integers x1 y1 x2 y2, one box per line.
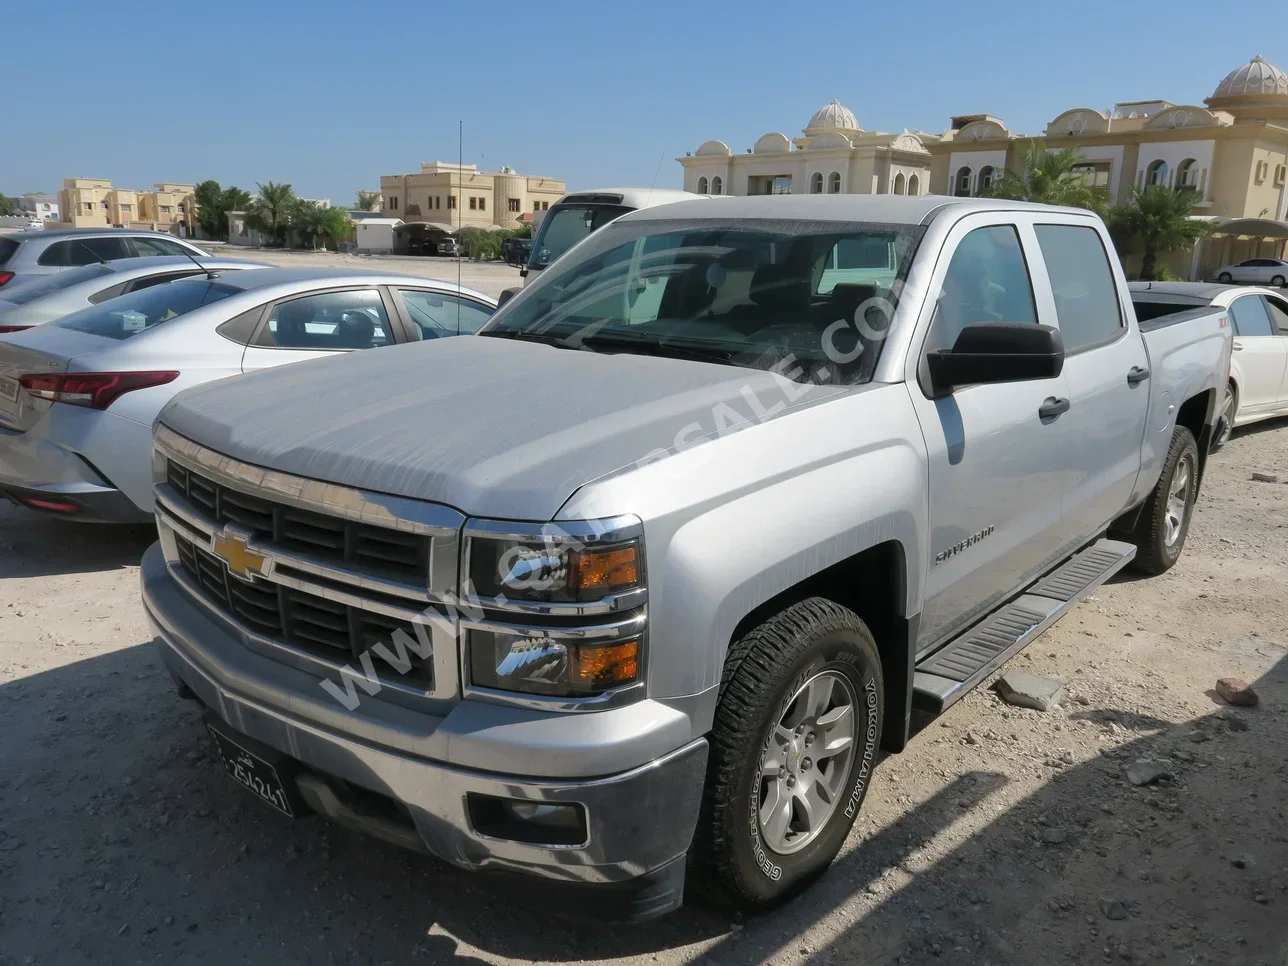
158 336 838 520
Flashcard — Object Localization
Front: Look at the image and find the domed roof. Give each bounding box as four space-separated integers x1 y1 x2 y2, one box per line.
804 99 860 134
1212 55 1288 98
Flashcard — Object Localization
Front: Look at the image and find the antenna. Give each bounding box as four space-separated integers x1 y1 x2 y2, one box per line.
457 119 462 336
173 237 219 279
645 154 664 208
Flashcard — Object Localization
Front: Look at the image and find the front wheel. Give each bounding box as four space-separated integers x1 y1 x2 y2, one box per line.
690 598 883 911
1130 426 1199 575
1272 274 1286 289
1211 383 1236 452
1218 272 1233 283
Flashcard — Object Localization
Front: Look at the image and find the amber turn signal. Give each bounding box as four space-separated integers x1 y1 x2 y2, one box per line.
567 545 639 593
571 639 640 689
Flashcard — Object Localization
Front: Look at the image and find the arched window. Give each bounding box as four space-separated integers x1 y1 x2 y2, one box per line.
828 171 841 193
908 173 921 196
893 172 906 195
1176 158 1198 189
1146 160 1170 187
711 176 722 195
978 166 996 193
697 176 708 193
955 166 972 196
810 172 824 194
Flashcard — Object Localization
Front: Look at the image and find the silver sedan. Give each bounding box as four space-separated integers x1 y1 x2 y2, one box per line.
0 268 496 522
0 256 271 333
1213 258 1288 287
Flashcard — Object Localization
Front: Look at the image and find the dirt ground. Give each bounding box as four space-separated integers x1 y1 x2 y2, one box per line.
213 246 525 299
1 416 1286 966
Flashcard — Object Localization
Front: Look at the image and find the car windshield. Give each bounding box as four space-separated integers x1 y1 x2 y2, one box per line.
2 264 115 305
55 278 239 340
487 218 922 384
528 204 633 270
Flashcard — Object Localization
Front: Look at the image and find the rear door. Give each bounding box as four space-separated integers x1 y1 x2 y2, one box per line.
1228 293 1286 413
38 236 131 268
1256 294 1288 408
1031 221 1149 544
240 287 400 371
906 215 1073 652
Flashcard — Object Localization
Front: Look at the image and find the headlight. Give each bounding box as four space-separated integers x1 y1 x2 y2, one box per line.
468 629 641 696
466 529 643 604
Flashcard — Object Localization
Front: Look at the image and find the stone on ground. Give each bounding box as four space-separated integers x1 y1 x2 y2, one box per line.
1215 677 1258 707
994 670 1065 711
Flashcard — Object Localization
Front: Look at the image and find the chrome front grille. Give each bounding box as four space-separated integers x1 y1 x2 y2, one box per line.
153 425 464 702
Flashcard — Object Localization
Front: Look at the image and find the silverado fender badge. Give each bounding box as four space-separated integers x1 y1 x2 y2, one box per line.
935 525 995 564
211 526 272 582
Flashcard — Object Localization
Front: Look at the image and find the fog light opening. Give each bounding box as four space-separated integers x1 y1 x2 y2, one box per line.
467 793 588 847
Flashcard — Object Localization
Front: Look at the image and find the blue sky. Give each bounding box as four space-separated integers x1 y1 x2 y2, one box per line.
3 0 1282 204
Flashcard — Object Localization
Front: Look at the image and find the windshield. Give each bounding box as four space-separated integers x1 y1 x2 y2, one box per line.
2 264 115 305
55 278 238 341
487 218 922 384
527 203 633 271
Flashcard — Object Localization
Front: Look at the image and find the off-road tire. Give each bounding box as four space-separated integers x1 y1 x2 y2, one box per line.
689 597 883 911
1130 426 1199 575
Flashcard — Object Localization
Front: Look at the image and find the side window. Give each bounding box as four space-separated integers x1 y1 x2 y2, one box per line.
396 289 495 337
127 271 197 294
1033 224 1123 352
1229 295 1274 337
1260 295 1288 335
77 237 130 263
256 289 394 350
131 236 190 257
36 240 73 266
932 225 1037 350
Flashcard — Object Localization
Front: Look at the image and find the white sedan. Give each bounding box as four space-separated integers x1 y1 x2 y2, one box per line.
1213 258 1288 288
0 268 495 522
1131 281 1288 448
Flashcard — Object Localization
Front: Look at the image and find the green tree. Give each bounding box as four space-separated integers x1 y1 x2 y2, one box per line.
0 195 12 216
193 180 225 238
293 201 352 250
355 191 380 211
247 181 296 246
980 142 1109 213
1108 186 1214 281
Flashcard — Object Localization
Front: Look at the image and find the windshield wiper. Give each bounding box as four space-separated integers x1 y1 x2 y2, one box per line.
576 333 735 365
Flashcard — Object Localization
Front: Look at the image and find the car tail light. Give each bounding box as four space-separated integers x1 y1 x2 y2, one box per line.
19 371 179 410
0 324 32 334
20 496 80 514
0 272 14 287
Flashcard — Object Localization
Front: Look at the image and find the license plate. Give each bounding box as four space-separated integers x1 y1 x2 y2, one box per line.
0 374 17 405
206 723 297 817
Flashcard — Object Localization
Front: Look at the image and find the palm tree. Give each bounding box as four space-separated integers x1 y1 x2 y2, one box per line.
1108 186 1213 281
355 191 380 211
980 142 1109 213
248 181 296 246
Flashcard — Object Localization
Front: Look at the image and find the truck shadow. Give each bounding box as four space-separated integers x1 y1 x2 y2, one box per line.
2 645 1283 965
0 501 153 578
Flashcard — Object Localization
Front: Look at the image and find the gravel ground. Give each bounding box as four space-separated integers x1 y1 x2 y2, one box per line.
1 417 1285 966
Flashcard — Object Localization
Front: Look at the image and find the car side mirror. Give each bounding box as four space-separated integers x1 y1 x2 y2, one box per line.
497 287 519 309
927 322 1064 395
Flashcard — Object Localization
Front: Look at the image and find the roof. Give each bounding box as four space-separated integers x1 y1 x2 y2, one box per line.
15 227 195 239
1127 281 1233 301
182 267 492 304
354 218 403 226
804 99 861 134
556 188 700 209
1212 55 1288 99
619 193 1100 227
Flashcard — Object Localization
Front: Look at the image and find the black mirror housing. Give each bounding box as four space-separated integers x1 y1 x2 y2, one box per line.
927 322 1064 394
497 287 519 309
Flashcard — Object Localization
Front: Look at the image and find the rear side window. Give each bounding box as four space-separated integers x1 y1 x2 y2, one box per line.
37 236 131 266
2 264 115 305
397 289 494 337
932 225 1037 350
131 236 192 257
1034 225 1123 352
256 289 393 350
1229 295 1274 337
0 238 17 265
55 278 238 340
1264 296 1288 334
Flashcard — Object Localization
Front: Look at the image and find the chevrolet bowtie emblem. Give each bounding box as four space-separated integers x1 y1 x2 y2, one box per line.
211 527 270 582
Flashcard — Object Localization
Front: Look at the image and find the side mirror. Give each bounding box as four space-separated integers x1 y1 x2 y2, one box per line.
927 322 1063 394
497 287 519 309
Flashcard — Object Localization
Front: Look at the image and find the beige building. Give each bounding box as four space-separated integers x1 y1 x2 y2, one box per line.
928 55 1288 277
678 100 939 198
56 178 196 235
379 162 565 230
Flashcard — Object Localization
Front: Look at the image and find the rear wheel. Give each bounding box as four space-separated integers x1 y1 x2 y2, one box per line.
690 598 883 911
1218 272 1233 283
1211 383 1236 452
1130 426 1199 575
1272 274 1286 289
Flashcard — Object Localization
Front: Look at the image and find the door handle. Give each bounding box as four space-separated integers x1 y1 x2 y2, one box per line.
1038 396 1071 419
1127 365 1150 385
1232 341 1244 351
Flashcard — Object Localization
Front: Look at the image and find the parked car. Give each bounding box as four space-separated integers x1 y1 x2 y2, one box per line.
1131 280 1288 447
140 195 1231 919
503 236 531 267
1212 257 1288 287
0 269 496 521
0 228 211 290
0 256 270 334
434 236 461 257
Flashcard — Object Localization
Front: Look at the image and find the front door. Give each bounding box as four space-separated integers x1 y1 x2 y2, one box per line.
240 287 399 372
905 216 1073 653
1228 294 1288 414
1030 222 1150 544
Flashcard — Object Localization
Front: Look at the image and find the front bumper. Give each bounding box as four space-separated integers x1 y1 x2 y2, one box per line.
141 544 706 912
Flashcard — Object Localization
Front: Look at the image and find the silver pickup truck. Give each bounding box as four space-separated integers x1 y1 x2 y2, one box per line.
140 195 1232 920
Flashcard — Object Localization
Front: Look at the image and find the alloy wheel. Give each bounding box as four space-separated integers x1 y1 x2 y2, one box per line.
1164 452 1195 547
